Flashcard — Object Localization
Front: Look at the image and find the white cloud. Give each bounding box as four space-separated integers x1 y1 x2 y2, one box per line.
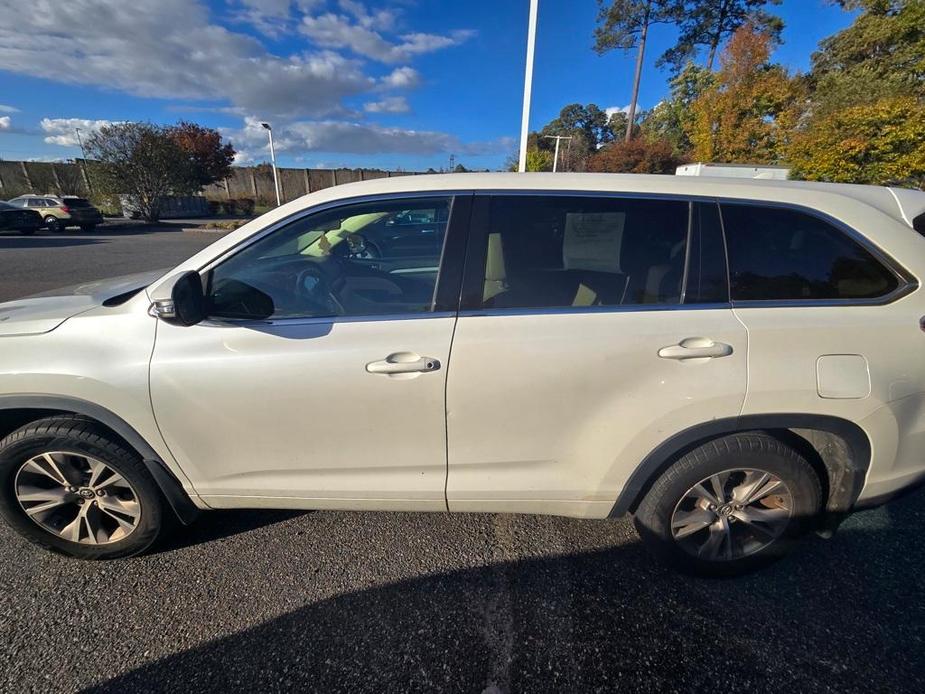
40 118 117 146
363 96 410 114
0 116 10 130
301 11 474 64
0 0 373 117
0 104 18 113
228 0 323 37
381 66 421 89
225 115 511 162
605 105 632 119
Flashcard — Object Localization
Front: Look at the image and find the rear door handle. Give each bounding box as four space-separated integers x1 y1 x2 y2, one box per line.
658 338 733 360
366 353 441 375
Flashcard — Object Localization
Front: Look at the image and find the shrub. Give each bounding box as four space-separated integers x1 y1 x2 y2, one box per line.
589 137 684 174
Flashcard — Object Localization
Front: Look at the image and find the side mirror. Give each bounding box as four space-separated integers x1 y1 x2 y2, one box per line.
150 271 206 326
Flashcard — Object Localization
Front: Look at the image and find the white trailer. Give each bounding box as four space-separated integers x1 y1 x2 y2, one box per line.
675 162 791 180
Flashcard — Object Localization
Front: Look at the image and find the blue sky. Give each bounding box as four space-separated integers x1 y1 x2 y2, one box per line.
0 0 853 171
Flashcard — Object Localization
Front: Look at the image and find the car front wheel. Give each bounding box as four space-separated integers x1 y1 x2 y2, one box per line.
18 227 37 236
0 416 165 559
633 432 822 576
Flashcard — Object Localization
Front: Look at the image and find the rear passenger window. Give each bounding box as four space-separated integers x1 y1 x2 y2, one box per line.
721 204 899 301
476 196 689 310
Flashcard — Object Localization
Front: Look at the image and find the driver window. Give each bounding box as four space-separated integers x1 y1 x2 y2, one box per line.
206 197 451 321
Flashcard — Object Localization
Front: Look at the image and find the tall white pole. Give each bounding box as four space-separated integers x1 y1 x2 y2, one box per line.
267 128 281 206
552 135 561 172
517 0 539 173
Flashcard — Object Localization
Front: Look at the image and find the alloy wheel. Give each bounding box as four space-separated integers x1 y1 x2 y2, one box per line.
13 452 141 545
670 468 793 561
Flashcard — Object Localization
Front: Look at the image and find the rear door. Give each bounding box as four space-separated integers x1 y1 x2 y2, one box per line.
445 194 748 518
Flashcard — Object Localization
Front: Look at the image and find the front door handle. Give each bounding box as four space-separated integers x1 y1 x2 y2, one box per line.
366 353 441 375
658 338 733 361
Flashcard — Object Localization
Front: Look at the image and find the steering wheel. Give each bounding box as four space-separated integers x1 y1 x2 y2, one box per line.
294 262 344 315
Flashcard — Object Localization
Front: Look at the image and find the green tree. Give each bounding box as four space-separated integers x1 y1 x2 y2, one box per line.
809 0 925 115
85 122 196 222
664 0 783 72
168 121 236 188
505 146 553 172
594 1 680 141
638 61 714 154
533 103 622 171
788 97 925 186
539 103 617 151
688 23 801 164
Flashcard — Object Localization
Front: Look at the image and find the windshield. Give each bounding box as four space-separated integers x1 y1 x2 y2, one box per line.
0 202 15 210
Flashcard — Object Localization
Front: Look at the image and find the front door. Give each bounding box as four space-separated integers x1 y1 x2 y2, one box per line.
446 195 748 518
150 194 467 510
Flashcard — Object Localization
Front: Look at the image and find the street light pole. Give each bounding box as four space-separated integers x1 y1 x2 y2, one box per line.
261 122 282 206
517 0 539 173
542 135 573 172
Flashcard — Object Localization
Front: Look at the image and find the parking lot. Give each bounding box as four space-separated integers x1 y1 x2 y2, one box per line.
1 226 924 693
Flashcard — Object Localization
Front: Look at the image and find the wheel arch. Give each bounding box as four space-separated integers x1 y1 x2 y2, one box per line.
0 395 200 524
610 414 872 522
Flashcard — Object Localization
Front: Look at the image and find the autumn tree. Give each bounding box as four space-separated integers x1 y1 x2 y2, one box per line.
594 1 679 140
168 121 236 188
664 0 784 72
687 23 801 164
788 97 925 187
85 122 197 222
589 136 684 173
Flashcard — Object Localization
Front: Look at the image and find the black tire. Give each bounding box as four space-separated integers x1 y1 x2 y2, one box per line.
0 415 165 559
633 432 822 577
79 224 97 233
18 227 37 236
44 216 63 232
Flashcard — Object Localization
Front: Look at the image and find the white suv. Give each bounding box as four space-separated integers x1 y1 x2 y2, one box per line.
2 173 924 575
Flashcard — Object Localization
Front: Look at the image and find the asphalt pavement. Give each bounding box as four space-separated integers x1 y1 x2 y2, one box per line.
0 226 923 693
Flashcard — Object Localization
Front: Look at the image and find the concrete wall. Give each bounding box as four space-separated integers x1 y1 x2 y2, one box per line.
0 160 418 203
202 165 420 204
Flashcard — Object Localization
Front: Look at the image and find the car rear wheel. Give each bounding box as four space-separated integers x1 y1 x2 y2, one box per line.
44 216 63 233
79 224 97 233
0 416 165 559
633 432 822 576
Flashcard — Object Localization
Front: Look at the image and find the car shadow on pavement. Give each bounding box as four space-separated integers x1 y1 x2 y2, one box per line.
152 509 309 554
87 491 925 694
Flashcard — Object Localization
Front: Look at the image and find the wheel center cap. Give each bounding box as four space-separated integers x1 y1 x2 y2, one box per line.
77 488 95 499
717 504 734 517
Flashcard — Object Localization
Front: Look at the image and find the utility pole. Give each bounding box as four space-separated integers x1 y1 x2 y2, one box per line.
261 122 282 206
542 135 573 172
75 127 92 193
517 0 539 172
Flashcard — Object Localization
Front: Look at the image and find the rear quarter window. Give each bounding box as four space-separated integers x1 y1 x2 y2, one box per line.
720 203 899 302
914 212 925 236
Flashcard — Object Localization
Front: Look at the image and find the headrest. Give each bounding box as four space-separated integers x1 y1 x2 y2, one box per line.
562 211 626 272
